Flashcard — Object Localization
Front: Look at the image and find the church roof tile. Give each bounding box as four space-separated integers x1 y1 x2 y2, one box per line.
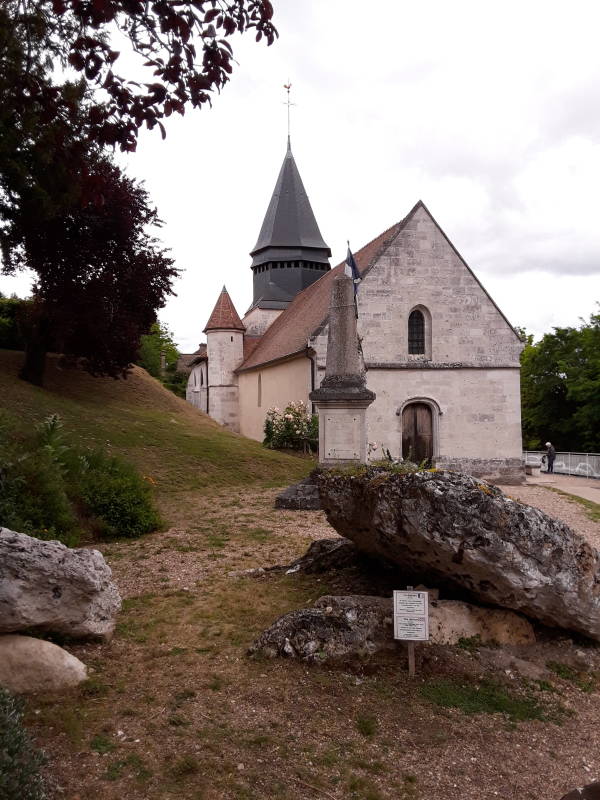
237 211 411 372
204 286 245 333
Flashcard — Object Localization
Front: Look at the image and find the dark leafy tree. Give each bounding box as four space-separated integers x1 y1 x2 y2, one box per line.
16 156 178 385
8 0 276 151
1 0 276 385
520 308 600 452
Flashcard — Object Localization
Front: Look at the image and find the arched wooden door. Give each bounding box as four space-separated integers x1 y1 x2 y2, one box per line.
402 403 433 465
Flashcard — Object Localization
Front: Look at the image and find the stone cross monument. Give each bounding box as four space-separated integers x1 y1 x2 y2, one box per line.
310 274 375 465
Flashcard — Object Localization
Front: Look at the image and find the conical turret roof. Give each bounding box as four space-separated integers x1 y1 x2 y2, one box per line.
203 286 245 332
250 138 331 268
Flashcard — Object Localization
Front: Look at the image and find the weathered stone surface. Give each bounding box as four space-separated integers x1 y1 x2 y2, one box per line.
0 635 87 693
284 538 361 574
275 477 321 510
429 600 535 645
316 469 600 641
249 594 534 661
249 595 395 661
0 528 121 641
560 781 600 800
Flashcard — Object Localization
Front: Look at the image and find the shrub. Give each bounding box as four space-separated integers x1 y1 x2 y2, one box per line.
0 413 160 543
78 450 162 539
0 294 29 350
0 688 47 800
0 415 79 544
263 401 318 452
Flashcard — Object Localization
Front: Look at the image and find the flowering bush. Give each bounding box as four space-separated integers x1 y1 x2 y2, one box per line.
263 401 318 453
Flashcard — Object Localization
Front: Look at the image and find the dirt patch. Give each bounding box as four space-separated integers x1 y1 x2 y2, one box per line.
24 484 600 800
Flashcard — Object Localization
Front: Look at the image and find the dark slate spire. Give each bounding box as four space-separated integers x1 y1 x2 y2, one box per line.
249 139 331 311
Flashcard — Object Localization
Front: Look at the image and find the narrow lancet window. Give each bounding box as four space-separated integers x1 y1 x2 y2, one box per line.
408 310 425 354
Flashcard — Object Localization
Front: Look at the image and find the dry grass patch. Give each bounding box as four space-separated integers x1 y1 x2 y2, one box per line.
18 485 600 800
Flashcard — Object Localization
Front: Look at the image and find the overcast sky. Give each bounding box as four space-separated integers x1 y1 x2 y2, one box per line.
2 0 599 350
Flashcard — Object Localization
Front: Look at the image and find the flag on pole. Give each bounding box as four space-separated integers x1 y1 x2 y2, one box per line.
344 244 361 317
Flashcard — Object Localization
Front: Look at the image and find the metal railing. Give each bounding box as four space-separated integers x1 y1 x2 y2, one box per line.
523 451 600 479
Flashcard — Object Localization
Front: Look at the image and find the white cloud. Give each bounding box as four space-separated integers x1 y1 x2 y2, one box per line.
2 0 599 349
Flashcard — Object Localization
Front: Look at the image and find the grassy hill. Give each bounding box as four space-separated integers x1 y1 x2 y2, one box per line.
0 350 310 504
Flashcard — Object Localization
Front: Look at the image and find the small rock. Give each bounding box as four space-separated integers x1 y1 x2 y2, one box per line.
275 478 321 510
0 634 87 693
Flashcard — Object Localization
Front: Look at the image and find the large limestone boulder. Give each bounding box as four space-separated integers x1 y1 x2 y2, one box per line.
0 528 121 641
429 599 535 645
249 595 534 662
0 635 87 693
316 469 600 641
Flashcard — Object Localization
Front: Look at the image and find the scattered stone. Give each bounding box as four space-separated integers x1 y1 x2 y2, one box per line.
316 469 600 641
0 527 121 641
0 635 87 693
275 477 321 510
249 594 535 662
560 781 600 799
429 600 535 646
284 538 362 574
228 567 266 578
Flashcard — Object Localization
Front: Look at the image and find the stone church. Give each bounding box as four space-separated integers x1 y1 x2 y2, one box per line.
185 138 524 483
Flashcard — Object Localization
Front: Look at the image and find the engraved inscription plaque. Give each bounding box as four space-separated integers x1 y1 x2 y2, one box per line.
325 414 360 460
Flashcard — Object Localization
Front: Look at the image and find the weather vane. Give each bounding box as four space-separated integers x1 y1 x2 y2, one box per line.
283 81 295 138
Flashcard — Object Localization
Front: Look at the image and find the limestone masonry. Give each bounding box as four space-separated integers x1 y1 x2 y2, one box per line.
184 138 524 483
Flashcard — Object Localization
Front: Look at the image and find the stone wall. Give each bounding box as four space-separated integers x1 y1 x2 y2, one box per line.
242 306 284 337
238 356 312 441
436 457 525 485
206 329 244 430
309 204 523 471
186 362 208 413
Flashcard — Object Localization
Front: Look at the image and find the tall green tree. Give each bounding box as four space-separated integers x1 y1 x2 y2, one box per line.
520 308 600 452
138 322 180 378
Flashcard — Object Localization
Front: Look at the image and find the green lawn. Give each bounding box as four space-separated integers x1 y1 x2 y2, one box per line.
0 350 311 498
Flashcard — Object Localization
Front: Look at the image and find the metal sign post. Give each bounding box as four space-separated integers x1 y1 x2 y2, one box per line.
393 586 429 678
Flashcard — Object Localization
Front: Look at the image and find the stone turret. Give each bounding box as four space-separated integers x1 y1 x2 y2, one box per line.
204 286 245 431
310 275 375 465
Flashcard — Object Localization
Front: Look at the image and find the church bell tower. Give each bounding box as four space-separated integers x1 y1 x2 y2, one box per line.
244 137 331 335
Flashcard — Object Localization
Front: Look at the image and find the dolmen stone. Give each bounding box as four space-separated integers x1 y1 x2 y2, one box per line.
560 782 600 800
249 595 394 662
315 468 600 641
249 595 535 662
0 527 121 641
0 635 87 693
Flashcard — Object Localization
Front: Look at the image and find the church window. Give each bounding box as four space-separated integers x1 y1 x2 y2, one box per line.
200 370 204 386
257 373 262 407
408 310 425 354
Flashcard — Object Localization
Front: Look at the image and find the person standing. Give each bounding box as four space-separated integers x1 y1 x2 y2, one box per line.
545 442 556 473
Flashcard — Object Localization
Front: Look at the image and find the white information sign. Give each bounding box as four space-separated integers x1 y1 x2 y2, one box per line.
393 590 429 641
